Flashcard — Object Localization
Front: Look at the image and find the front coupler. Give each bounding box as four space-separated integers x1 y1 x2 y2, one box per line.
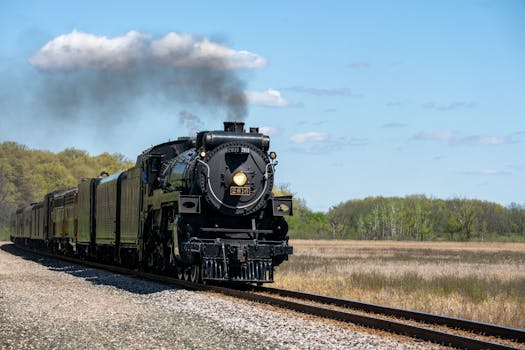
181 239 292 283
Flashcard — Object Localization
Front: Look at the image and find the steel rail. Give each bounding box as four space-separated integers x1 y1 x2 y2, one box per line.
10 244 524 350
254 286 525 343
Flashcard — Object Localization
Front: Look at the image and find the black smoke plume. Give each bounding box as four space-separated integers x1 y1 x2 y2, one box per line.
179 110 204 135
24 31 262 124
35 66 246 122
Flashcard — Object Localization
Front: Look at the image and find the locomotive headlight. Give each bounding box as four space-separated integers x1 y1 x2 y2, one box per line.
232 172 248 186
199 151 206 158
269 152 277 159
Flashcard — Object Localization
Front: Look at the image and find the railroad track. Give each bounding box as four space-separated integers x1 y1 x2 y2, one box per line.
254 286 525 343
11 243 525 350
249 286 525 350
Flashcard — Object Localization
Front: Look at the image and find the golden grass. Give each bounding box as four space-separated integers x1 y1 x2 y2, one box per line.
273 240 525 329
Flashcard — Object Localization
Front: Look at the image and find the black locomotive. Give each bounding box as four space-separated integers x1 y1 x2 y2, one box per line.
10 121 293 284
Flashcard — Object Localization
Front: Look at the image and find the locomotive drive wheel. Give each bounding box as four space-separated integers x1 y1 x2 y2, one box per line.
190 264 200 283
176 266 183 280
183 267 191 281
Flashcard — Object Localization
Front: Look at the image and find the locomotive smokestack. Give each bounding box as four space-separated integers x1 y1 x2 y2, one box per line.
224 121 245 133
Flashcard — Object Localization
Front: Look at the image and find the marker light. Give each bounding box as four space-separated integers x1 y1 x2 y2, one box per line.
232 172 248 186
269 152 277 159
199 151 206 158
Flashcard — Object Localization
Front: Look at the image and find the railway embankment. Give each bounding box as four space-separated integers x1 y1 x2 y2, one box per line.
0 242 443 350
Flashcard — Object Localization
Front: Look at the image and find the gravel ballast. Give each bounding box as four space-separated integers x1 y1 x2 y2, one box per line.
0 242 443 349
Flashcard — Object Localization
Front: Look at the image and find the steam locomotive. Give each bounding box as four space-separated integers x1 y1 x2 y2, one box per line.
10 122 293 284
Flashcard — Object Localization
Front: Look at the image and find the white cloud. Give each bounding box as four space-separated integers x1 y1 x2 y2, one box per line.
259 126 279 136
349 62 369 69
246 88 289 107
284 86 353 96
413 131 457 141
29 30 149 70
381 122 407 128
479 169 501 175
461 169 511 176
460 136 509 145
414 130 518 146
151 33 267 69
29 30 267 71
290 135 367 154
290 132 328 144
421 101 475 111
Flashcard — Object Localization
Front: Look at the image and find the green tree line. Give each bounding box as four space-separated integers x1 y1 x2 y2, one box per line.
0 141 133 230
282 192 525 241
329 195 525 241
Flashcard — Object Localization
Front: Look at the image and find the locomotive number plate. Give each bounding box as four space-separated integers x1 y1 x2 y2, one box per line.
230 186 251 196
227 146 250 154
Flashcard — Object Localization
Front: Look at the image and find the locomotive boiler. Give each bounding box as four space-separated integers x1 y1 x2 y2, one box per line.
10 121 293 284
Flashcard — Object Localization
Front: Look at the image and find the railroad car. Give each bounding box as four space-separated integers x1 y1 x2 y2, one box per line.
10 122 293 284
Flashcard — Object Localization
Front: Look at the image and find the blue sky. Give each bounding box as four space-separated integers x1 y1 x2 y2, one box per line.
1 1 524 211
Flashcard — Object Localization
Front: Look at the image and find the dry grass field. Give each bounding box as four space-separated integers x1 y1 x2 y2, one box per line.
273 240 525 329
